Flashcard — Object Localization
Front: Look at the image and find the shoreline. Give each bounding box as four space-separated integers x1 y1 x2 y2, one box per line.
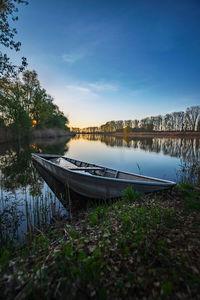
114 131 200 138
1 185 200 299
31 129 76 139
76 131 200 138
0 128 76 144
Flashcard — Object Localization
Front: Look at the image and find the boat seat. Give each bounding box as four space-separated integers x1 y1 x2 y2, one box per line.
64 166 103 171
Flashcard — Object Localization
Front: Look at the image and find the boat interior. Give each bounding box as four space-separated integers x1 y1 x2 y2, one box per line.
49 156 165 183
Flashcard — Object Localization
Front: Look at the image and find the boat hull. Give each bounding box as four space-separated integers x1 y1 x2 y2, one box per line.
32 154 176 199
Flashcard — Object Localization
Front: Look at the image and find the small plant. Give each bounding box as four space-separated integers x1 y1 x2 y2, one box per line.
161 281 173 296
89 206 108 225
96 206 107 220
136 162 142 174
175 183 200 212
123 186 141 201
89 213 98 225
175 182 195 193
184 195 200 212
176 159 200 184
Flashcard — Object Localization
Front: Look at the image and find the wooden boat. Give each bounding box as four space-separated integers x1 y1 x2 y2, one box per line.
32 153 176 199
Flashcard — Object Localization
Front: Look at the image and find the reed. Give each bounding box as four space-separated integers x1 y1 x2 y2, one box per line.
0 186 67 246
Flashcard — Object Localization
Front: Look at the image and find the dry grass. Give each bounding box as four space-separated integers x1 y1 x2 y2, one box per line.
32 129 75 139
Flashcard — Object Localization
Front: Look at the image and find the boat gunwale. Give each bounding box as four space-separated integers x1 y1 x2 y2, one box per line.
32 153 176 187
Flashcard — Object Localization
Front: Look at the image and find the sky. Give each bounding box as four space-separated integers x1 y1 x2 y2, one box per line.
10 0 200 128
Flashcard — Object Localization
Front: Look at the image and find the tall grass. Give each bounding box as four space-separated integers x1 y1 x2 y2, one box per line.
0 186 68 246
176 159 200 184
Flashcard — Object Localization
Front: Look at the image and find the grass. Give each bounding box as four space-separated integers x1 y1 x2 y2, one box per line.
0 186 200 299
175 183 200 212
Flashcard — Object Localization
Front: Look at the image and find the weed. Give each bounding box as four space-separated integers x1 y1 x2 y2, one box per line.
175 183 200 212
89 213 98 225
123 186 142 201
184 196 200 212
161 281 173 296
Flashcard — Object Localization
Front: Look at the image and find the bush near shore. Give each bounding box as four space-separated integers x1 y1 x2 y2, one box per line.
32 129 76 139
0 128 75 143
0 184 200 299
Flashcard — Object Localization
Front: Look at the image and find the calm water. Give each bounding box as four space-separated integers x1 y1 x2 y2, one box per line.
0 134 200 243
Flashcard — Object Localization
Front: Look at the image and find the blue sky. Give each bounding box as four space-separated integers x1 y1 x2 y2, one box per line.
11 0 200 127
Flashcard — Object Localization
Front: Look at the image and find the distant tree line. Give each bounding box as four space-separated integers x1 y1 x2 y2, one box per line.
0 70 69 138
74 106 200 133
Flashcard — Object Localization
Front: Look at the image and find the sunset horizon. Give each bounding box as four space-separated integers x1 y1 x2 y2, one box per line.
8 0 200 128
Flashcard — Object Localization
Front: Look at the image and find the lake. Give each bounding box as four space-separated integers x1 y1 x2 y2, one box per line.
0 134 200 243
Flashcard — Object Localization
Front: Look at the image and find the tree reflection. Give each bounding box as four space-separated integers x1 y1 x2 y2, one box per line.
77 134 200 163
30 135 70 155
0 136 71 194
0 136 71 244
0 141 39 192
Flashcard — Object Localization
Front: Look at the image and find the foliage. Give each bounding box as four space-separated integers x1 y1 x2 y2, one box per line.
0 0 28 77
0 76 32 135
123 125 132 134
132 123 153 132
0 70 69 136
123 186 142 201
175 183 200 212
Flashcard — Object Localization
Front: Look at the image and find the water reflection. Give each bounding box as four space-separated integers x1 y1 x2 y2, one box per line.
30 135 70 155
0 136 71 245
34 162 106 211
70 134 200 184
0 134 200 244
75 134 200 163
0 142 40 193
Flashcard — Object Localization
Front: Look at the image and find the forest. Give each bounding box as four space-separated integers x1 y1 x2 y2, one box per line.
75 106 200 133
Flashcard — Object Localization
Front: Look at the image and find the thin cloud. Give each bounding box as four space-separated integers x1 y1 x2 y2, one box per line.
88 82 118 91
62 52 85 64
65 81 118 95
65 84 99 101
62 40 100 64
66 85 91 93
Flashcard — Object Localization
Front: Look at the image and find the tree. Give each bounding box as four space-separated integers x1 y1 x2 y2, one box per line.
29 87 46 125
22 70 40 112
0 76 31 135
0 70 69 137
186 106 200 131
123 126 132 134
150 115 162 131
0 0 28 78
30 90 69 130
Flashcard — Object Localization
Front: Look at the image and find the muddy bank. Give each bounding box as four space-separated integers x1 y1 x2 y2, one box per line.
115 131 200 138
